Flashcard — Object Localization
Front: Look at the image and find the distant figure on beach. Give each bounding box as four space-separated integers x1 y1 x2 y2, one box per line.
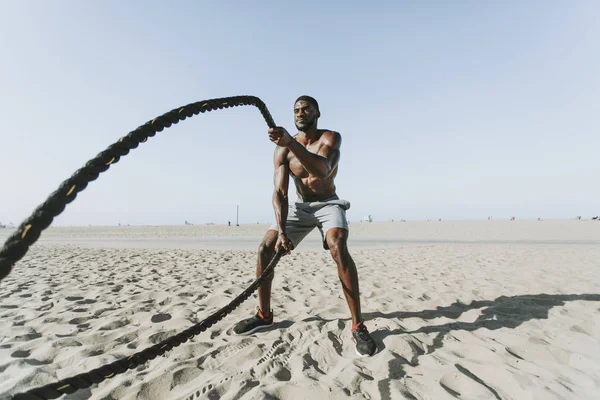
511 216 516 221
488 216 493 221
577 216 582 220
232 95 377 357
228 220 231 226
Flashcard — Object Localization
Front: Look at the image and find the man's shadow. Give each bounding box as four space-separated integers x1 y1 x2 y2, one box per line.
361 293 600 400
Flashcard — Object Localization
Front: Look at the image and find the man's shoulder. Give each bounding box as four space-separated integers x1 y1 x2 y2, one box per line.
319 129 341 136
319 130 342 147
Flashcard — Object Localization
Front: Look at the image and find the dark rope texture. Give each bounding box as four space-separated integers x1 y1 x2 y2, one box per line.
0 95 275 282
0 95 278 399
13 252 281 399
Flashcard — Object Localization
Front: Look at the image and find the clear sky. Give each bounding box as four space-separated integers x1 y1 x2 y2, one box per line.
1 1 598 226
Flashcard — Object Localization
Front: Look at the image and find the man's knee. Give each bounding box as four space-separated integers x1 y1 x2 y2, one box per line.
326 229 349 262
257 238 276 281
258 240 275 258
259 230 278 260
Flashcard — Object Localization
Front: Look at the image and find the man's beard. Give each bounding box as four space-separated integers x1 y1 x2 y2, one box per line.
295 118 316 131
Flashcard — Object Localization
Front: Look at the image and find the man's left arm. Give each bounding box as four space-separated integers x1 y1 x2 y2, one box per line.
287 131 341 179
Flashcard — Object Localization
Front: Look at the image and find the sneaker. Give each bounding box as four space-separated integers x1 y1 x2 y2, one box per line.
233 309 273 335
352 321 377 357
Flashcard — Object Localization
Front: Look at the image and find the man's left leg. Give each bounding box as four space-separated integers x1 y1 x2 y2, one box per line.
325 228 362 325
326 228 377 356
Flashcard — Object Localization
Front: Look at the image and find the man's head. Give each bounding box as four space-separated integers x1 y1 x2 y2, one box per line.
294 95 320 131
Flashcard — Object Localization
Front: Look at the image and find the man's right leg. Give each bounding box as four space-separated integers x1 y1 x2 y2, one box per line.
234 202 316 335
233 229 278 335
257 229 279 317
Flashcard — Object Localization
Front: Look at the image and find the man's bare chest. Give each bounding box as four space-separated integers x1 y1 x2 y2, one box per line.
287 140 323 177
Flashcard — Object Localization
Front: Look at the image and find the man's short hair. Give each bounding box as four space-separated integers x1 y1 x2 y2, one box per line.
295 95 319 112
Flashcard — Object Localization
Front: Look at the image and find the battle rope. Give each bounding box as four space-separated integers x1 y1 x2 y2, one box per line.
13 252 282 400
0 95 275 282
0 95 278 398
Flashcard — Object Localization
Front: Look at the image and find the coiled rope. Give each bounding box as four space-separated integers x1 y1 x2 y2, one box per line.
0 95 279 398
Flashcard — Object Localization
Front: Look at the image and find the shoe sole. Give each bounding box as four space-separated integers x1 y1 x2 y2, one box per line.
355 347 378 357
234 322 274 336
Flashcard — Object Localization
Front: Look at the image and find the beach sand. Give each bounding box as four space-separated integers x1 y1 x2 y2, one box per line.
1 221 599 399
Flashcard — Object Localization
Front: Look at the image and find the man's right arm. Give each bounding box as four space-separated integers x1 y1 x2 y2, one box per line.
272 146 289 234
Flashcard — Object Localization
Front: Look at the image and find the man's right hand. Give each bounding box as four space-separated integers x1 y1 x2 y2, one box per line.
274 233 294 255
268 127 294 147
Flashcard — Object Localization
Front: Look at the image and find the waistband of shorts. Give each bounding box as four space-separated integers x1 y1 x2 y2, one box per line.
294 195 350 211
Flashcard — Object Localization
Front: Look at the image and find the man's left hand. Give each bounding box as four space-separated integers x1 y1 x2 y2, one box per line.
268 127 294 147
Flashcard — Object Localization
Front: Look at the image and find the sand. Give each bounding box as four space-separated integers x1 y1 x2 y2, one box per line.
1 221 599 399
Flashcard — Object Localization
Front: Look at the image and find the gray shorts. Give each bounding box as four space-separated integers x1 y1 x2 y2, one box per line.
269 195 351 249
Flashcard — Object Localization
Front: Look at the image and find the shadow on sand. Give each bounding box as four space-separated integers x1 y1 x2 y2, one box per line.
362 293 600 399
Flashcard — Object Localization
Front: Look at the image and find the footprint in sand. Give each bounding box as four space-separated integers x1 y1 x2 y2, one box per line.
439 364 501 399
69 317 91 325
273 366 292 381
172 367 204 389
100 319 129 330
151 313 172 323
327 332 344 356
76 299 97 305
303 353 326 375
111 285 124 293
149 330 177 344
200 384 214 395
65 296 85 301
11 350 31 358
14 332 42 341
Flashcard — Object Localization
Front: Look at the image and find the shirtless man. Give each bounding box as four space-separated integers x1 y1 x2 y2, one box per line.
233 96 377 357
